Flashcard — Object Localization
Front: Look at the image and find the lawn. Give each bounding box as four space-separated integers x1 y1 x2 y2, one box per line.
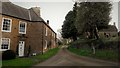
68 47 118 62
2 47 59 68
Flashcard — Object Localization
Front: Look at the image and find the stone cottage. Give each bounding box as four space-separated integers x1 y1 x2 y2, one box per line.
0 1 57 57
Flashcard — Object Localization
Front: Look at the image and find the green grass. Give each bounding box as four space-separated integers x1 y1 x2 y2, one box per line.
68 47 118 62
2 48 59 68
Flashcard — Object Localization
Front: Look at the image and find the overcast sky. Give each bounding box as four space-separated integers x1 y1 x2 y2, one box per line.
9 0 119 33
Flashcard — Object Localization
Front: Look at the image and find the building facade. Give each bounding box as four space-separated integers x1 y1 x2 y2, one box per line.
99 22 118 38
0 2 57 57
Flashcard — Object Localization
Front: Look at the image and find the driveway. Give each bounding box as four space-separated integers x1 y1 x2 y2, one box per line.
32 47 118 67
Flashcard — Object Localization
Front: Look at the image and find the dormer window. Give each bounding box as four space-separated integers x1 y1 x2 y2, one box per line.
19 21 27 34
2 18 12 32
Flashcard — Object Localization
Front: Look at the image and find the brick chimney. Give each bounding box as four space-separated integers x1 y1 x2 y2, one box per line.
31 7 41 17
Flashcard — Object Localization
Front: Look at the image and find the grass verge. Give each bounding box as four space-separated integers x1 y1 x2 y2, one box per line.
68 47 118 62
2 47 59 68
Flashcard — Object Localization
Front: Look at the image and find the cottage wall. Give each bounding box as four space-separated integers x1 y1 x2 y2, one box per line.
0 15 29 53
0 15 57 56
42 24 57 52
26 22 43 54
0 15 2 48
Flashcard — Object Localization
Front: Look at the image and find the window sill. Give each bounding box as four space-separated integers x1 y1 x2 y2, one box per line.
19 32 26 34
0 49 9 51
2 30 11 32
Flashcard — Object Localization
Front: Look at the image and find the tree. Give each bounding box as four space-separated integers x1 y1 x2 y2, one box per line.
62 3 78 41
75 2 112 54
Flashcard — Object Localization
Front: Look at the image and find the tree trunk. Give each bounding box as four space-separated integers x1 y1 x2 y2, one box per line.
94 26 99 39
91 43 95 54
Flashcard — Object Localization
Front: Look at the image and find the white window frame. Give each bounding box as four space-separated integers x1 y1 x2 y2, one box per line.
44 40 47 49
19 21 27 34
0 38 10 51
1 17 12 32
45 27 47 36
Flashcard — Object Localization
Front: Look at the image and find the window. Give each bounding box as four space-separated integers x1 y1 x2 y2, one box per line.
45 27 47 36
54 33 56 38
19 21 27 34
2 18 12 32
52 32 54 37
44 40 47 49
1 38 10 50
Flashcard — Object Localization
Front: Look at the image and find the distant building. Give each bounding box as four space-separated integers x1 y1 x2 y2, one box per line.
0 2 57 57
99 22 118 38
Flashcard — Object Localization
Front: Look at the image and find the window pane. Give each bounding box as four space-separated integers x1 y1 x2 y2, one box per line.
2 19 11 31
19 23 26 33
1 38 9 49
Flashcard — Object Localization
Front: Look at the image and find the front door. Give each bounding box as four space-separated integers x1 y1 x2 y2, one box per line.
19 41 25 57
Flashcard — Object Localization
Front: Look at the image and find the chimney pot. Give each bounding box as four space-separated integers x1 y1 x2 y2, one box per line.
47 20 49 25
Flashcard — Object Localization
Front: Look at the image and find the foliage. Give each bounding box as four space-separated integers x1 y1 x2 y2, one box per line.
2 48 59 68
75 2 112 34
102 37 119 50
2 50 16 60
73 2 112 54
69 39 89 49
27 45 31 57
62 3 78 41
69 36 119 50
33 48 59 62
68 47 118 62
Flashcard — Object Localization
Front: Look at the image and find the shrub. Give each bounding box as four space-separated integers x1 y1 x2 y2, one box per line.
103 41 119 50
2 50 16 60
69 39 90 49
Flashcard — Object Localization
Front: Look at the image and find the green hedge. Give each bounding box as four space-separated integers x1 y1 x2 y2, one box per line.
69 37 119 50
69 39 90 49
68 47 118 62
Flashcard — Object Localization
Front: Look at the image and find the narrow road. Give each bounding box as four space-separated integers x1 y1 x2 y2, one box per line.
33 46 118 67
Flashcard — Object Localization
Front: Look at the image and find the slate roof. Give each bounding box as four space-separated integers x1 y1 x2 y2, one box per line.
0 1 56 33
0 2 44 21
99 25 118 32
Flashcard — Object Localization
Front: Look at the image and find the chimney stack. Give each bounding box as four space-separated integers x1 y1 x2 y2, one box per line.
31 7 41 17
47 20 49 25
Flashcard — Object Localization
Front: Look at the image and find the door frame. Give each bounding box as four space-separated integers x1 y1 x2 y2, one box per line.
18 41 25 57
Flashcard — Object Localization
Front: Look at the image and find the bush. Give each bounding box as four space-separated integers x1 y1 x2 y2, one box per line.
69 36 119 51
69 39 90 49
2 50 16 60
103 41 119 50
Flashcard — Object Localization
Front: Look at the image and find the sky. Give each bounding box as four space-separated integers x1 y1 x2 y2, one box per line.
8 0 119 35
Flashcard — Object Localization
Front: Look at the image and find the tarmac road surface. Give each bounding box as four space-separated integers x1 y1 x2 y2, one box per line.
32 46 119 68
